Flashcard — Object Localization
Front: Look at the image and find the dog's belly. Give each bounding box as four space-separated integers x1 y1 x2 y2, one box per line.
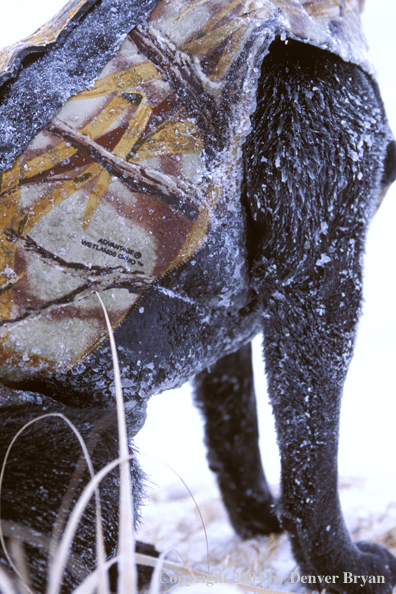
112 270 261 401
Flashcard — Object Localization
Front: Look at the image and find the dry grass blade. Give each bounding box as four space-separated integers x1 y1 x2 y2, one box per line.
0 413 106 594
135 551 290 594
72 557 120 594
47 454 134 594
234 586 287 594
9 539 31 594
1 295 136 594
0 568 18 594
148 549 184 594
164 464 210 576
50 413 117 567
134 553 193 574
175 585 286 594
0 519 88 586
95 292 136 594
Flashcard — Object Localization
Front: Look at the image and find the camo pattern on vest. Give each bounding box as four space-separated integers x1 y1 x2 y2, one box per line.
0 0 368 382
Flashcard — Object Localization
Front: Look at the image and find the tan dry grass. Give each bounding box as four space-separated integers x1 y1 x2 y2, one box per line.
138 476 396 593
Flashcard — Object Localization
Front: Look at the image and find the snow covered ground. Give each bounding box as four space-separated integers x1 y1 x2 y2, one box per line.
1 2 396 591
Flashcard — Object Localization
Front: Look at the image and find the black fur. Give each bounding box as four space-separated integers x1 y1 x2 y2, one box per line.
0 402 148 592
1 37 396 593
194 343 281 537
243 39 396 592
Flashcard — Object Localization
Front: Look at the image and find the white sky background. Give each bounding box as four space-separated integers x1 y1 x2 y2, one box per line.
0 1 395 493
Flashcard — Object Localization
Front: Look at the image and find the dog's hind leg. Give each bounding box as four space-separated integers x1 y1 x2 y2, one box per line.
244 38 396 592
0 400 147 592
193 342 281 537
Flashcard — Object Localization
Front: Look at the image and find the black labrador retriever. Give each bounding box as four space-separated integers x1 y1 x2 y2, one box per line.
0 1 395 592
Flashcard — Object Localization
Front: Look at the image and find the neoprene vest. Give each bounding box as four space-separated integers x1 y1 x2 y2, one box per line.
0 0 373 384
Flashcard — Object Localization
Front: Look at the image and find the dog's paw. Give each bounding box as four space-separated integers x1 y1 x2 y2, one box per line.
228 497 282 538
300 542 396 594
350 541 396 593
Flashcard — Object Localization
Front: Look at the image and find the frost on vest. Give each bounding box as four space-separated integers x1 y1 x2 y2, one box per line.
0 0 367 383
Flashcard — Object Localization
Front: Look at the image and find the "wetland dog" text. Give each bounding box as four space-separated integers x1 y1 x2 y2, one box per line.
81 237 144 267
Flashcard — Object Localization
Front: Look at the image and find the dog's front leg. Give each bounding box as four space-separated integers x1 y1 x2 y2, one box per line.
194 343 281 538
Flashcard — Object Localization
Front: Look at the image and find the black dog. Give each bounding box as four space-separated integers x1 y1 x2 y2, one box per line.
1 3 396 593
